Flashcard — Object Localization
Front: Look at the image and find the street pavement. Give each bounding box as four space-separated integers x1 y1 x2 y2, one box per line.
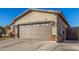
0 39 79 51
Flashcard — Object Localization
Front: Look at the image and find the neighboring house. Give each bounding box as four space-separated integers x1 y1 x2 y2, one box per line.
0 26 6 38
5 25 14 37
66 28 77 40
70 27 79 41
76 27 79 40
10 9 70 42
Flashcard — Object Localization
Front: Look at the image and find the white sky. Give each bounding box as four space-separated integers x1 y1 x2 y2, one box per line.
0 0 78 8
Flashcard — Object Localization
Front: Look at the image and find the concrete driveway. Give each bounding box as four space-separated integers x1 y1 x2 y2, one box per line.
0 39 57 51
0 39 79 51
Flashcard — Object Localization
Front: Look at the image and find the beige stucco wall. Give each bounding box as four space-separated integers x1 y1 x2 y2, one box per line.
14 11 57 25
13 11 58 41
57 15 68 42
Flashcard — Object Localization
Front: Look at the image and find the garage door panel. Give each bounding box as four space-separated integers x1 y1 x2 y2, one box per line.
19 22 52 40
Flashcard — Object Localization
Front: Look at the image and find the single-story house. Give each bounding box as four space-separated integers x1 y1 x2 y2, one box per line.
10 9 70 42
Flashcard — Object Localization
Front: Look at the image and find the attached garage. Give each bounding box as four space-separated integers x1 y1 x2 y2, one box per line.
11 9 70 42
14 22 52 41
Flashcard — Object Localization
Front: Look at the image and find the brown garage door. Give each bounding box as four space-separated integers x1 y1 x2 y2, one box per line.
18 22 52 40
